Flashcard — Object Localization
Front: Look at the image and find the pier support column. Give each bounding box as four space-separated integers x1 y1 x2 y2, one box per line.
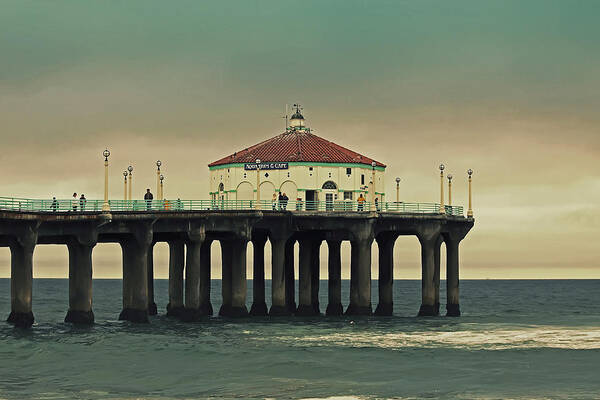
310 239 322 315
269 237 290 316
119 224 153 323
326 240 343 316
7 225 38 328
250 234 268 316
417 227 441 317
219 238 249 317
374 233 396 316
166 239 185 317
199 239 213 316
433 236 443 316
284 239 296 314
65 238 96 324
182 239 203 321
446 237 461 316
346 237 373 315
147 242 157 316
296 238 318 316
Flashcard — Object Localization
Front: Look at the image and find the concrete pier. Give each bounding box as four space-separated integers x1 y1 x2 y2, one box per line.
249 234 268 316
374 233 396 316
7 226 38 328
166 239 185 317
147 243 158 316
119 224 153 323
0 207 473 327
325 239 343 316
64 238 95 324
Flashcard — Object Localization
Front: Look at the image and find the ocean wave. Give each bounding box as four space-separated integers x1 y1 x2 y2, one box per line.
262 326 600 350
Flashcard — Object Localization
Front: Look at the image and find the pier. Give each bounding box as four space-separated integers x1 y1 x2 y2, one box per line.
0 198 473 327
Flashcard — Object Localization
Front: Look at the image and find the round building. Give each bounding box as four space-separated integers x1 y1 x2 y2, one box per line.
208 108 386 210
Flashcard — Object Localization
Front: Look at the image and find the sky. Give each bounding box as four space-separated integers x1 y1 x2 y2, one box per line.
1 0 599 279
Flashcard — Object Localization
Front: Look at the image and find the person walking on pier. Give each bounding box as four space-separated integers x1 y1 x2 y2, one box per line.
281 192 289 210
79 194 86 211
51 197 58 212
357 193 366 211
272 193 277 210
71 193 78 211
144 189 153 210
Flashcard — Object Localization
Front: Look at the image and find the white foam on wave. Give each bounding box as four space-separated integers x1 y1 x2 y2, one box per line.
265 326 600 350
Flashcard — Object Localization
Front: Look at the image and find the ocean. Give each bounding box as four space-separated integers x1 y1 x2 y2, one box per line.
1 279 599 400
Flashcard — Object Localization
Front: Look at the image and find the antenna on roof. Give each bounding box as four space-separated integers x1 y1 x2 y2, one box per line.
284 104 289 131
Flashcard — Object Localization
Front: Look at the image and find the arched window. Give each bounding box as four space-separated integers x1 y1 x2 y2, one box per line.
218 183 224 192
322 181 337 190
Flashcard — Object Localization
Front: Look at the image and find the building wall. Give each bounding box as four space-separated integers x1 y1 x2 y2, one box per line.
209 162 385 203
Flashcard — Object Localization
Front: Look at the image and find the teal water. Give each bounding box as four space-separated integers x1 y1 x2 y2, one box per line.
1 279 599 399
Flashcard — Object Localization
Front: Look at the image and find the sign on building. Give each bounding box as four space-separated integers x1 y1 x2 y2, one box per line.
244 162 289 170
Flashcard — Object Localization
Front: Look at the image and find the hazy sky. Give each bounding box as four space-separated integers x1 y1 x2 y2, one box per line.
1 1 599 278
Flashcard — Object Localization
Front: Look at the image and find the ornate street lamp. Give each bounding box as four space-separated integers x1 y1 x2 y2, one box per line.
447 174 453 206
371 161 377 211
156 160 161 201
467 169 473 217
127 165 133 202
395 177 401 204
439 164 445 214
160 174 164 200
255 158 261 210
123 170 128 201
102 149 111 212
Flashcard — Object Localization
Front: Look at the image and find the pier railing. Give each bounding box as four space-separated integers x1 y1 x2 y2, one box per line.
0 197 464 216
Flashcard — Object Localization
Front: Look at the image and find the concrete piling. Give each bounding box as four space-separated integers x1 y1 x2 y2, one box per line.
147 243 158 316
166 239 185 317
183 239 202 321
65 240 95 324
325 239 343 316
284 239 296 314
7 229 38 328
345 237 373 315
374 233 395 316
199 239 213 316
269 237 290 316
446 237 461 316
250 235 268 316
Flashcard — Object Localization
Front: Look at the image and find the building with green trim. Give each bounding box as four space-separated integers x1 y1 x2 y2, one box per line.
208 108 386 206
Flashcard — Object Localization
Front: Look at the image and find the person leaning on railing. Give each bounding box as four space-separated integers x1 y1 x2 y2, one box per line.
357 194 366 211
144 189 153 210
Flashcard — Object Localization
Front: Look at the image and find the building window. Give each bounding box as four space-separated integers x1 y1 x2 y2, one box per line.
346 168 352 175
287 172 290 177
328 172 332 178
243 173 247 178
361 174 365 185
344 191 353 200
309 167 313 171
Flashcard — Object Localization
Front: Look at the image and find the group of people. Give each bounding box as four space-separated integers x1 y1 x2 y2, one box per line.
50 193 87 212
272 192 289 210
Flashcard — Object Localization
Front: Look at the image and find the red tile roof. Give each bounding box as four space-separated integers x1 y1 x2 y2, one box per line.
208 130 386 168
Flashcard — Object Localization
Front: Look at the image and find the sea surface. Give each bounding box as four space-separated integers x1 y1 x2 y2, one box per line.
0 279 599 400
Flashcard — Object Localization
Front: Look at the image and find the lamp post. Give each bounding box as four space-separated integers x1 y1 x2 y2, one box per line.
102 149 111 212
156 160 161 200
447 174 453 206
371 161 376 211
395 177 401 204
255 159 261 210
127 165 133 202
467 169 473 217
439 164 445 214
123 171 128 201
160 174 164 200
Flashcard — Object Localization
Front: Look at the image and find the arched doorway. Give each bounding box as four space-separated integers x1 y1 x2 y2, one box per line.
236 181 254 208
280 181 298 210
260 181 276 206
321 180 338 211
